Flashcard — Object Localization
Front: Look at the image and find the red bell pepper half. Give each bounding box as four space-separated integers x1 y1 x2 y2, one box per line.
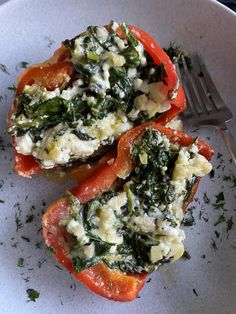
42 121 213 302
9 25 186 178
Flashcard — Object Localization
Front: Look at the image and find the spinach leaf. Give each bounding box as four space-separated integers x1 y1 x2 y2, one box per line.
138 53 166 83
122 46 140 67
73 256 100 273
64 38 75 50
120 23 139 48
131 127 179 210
109 68 133 101
71 130 95 141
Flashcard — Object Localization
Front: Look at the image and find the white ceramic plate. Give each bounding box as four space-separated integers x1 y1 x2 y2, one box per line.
0 0 236 313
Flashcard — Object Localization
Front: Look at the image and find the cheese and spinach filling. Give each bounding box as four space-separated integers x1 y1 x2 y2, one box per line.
9 22 173 169
62 127 212 273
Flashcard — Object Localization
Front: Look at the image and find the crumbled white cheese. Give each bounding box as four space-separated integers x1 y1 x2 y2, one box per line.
133 78 143 90
71 36 85 63
166 119 183 131
172 148 212 181
127 68 137 78
166 241 185 262
15 133 35 155
104 51 126 67
111 21 119 31
113 36 126 51
158 220 180 237
89 112 132 140
133 214 156 233
140 56 147 66
107 158 115 165
96 26 108 42
83 243 95 259
134 94 148 111
93 192 128 244
61 79 83 100
133 79 149 93
98 206 123 244
91 62 111 95
66 219 88 243
189 154 213 177
132 81 171 118
148 82 167 103
106 192 127 215
33 126 100 168
149 68 155 75
150 243 170 263
136 42 144 59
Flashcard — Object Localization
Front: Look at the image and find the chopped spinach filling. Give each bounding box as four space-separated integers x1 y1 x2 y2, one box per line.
9 21 170 168
63 127 209 274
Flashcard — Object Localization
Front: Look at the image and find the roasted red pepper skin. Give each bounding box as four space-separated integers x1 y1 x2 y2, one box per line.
9 25 185 177
42 121 213 301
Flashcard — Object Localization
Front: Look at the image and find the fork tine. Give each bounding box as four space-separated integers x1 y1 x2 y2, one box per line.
181 55 208 115
179 56 202 116
190 55 217 113
194 55 227 110
175 61 197 117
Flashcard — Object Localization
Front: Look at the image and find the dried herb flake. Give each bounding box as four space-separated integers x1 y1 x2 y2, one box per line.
182 250 191 260
17 257 24 267
26 288 40 302
0 63 10 75
214 213 225 226
203 192 210 204
226 217 233 235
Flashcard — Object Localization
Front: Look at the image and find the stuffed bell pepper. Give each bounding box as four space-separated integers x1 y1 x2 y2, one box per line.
8 21 185 177
42 122 213 301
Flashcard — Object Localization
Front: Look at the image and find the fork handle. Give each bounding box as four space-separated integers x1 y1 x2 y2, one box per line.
219 125 236 166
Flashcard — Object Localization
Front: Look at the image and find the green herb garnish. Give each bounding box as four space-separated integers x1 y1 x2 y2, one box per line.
182 208 195 227
211 239 218 251
19 61 29 69
7 85 16 91
226 217 233 235
223 174 236 188
214 214 225 226
0 63 10 75
25 214 34 224
182 250 191 260
17 257 24 267
203 192 210 204
193 288 198 297
209 169 215 179
213 192 225 209
21 236 30 242
164 42 191 68
15 214 23 232
47 246 55 254
26 289 40 302
45 36 55 48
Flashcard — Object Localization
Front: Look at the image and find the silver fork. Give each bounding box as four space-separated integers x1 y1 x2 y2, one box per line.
176 54 236 165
